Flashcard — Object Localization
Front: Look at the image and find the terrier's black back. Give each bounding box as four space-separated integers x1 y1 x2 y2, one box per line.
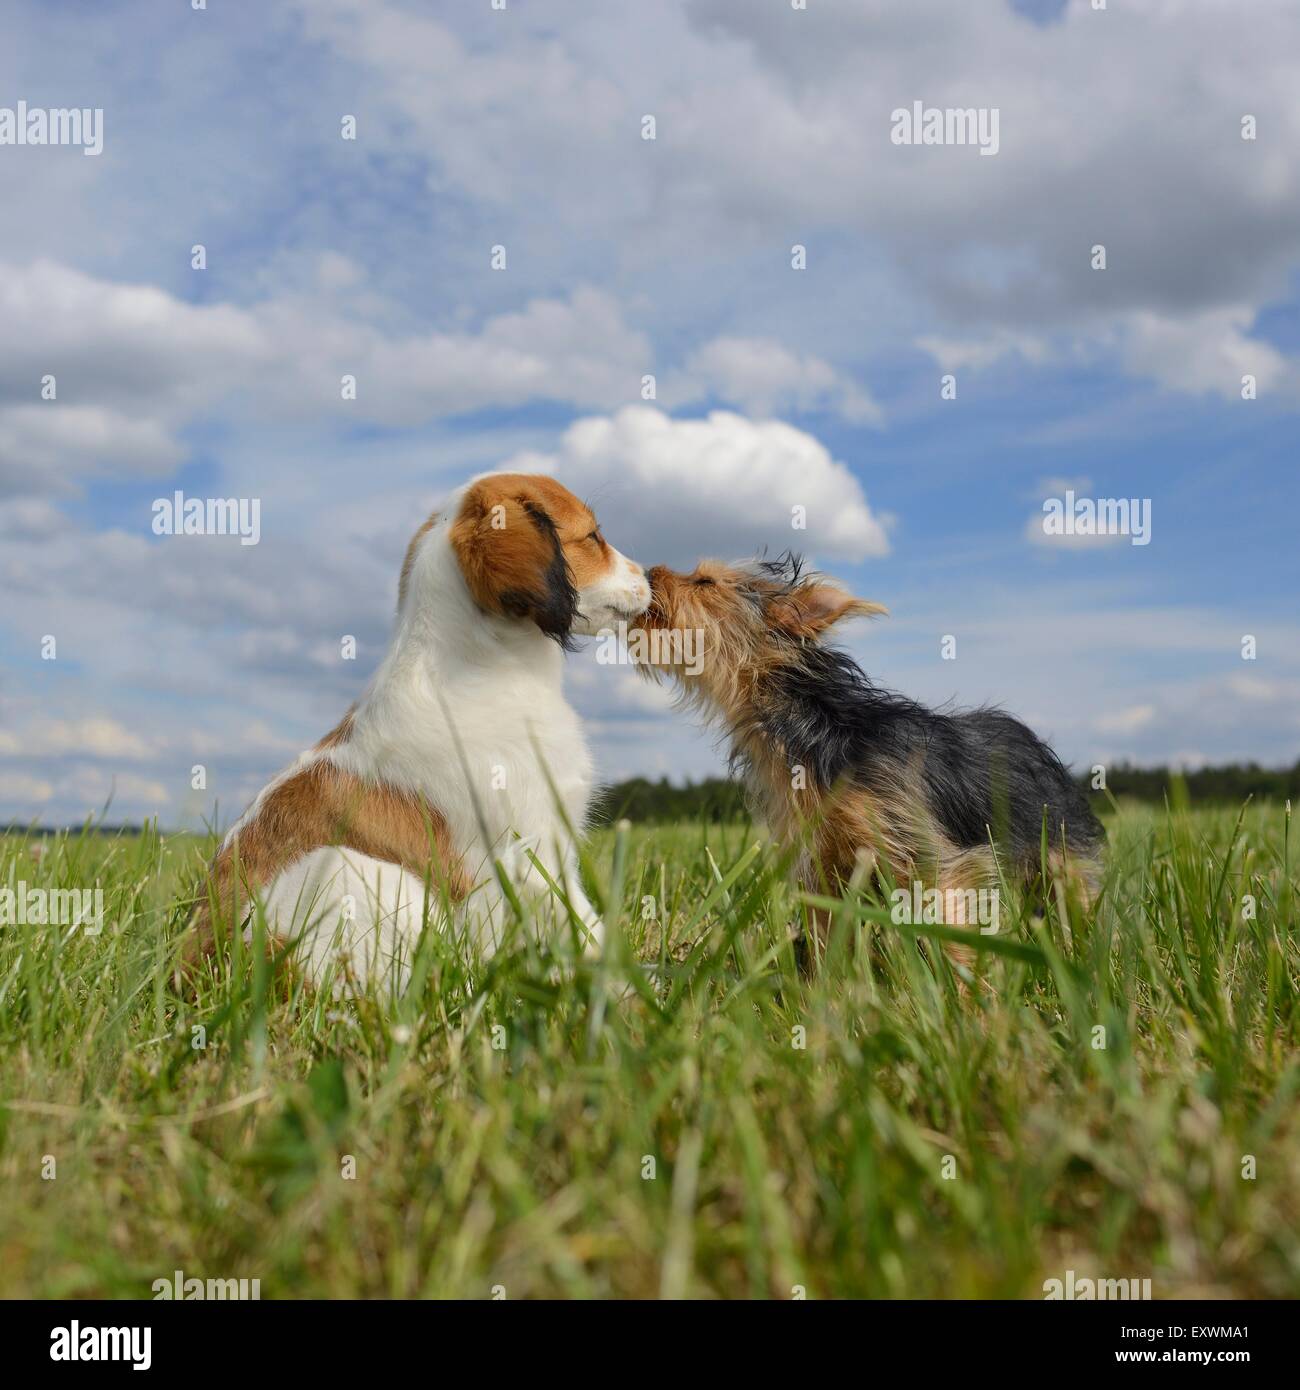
750 644 1104 868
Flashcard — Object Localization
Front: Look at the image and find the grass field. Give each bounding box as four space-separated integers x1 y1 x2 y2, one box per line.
1 799 1297 1299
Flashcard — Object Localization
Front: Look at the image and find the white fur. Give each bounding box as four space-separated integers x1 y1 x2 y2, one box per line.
236 476 649 992
258 847 431 993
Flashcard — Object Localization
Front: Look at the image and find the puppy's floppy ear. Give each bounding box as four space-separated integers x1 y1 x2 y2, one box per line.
767 583 887 641
450 479 578 647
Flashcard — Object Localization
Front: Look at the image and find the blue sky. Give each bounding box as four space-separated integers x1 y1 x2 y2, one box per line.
1 0 1297 828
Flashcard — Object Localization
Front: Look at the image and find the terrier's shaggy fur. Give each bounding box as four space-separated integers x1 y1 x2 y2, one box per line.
631 554 1103 955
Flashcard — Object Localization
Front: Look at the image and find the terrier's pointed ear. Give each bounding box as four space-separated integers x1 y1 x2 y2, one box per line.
768 584 887 640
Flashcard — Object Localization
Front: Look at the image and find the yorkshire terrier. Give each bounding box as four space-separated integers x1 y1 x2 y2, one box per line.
629 554 1103 962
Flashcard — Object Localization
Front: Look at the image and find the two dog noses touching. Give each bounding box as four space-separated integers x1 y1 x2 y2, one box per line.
186 472 1101 992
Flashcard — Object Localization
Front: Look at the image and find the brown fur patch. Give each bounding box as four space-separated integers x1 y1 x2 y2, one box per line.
315 706 356 751
447 475 620 622
802 780 1000 973
183 758 466 971
449 474 615 618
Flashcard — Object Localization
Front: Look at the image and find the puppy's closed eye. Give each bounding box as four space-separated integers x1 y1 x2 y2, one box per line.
693 576 716 587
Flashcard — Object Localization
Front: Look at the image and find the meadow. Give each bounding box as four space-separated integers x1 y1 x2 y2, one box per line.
0 798 1296 1299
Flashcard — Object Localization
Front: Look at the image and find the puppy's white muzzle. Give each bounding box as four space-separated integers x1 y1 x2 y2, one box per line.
572 547 651 635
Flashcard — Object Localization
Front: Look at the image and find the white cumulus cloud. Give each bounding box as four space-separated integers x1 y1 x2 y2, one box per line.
505 405 890 567
669 337 882 424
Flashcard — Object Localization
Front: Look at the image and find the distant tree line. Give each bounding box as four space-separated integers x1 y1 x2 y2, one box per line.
590 777 750 825
1081 761 1300 807
10 762 1297 836
590 762 1300 825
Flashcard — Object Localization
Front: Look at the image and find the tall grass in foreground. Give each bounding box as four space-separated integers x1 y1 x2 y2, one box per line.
0 800 1296 1298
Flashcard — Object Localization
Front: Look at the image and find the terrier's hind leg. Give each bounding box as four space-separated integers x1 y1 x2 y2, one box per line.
937 845 1001 983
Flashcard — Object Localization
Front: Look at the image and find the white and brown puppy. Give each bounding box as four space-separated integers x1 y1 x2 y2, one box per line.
187 473 649 990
